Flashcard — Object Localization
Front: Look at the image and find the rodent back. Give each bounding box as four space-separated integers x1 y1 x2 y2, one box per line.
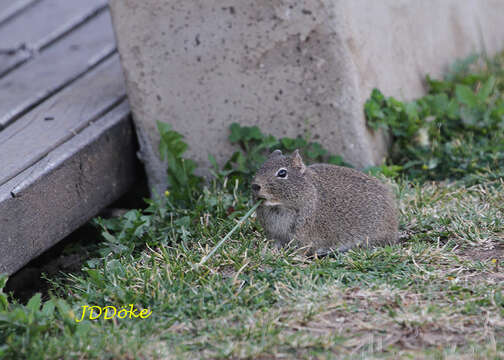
308 163 398 235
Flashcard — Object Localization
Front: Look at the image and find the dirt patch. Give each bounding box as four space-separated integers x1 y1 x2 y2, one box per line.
458 239 504 262
455 240 504 283
297 287 504 354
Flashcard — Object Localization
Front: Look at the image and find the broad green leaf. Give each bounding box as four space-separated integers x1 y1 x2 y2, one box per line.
208 154 218 169
41 299 56 317
243 126 263 141
280 137 306 151
427 93 449 116
404 102 419 121
0 293 8 311
156 120 172 135
101 231 117 242
12 308 29 324
280 137 296 150
364 100 384 120
306 142 327 159
56 299 75 324
426 75 453 93
228 123 242 143
26 293 42 313
478 76 496 100
455 84 478 107
0 275 7 290
328 154 349 167
261 135 279 149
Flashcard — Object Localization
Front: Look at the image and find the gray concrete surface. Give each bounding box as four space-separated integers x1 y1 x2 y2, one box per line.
109 0 504 195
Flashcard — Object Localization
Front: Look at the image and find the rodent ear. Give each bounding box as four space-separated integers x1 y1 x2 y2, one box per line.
292 149 306 173
268 149 283 159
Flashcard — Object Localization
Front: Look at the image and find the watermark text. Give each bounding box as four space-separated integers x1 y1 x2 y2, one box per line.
76 304 152 322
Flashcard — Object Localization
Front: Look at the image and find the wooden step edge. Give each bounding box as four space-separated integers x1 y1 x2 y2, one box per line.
0 100 138 275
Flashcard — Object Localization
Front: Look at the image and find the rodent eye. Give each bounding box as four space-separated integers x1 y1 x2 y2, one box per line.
276 168 287 178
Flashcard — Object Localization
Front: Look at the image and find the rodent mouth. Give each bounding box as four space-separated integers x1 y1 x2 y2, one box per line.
253 192 267 200
254 193 282 206
264 200 282 206
261 198 283 206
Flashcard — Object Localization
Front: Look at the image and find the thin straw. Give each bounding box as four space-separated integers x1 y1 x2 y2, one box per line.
198 200 263 267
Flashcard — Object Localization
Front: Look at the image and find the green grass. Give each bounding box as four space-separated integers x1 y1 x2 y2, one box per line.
1 176 503 359
1 52 504 359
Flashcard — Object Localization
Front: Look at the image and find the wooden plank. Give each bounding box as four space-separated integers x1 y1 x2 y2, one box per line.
0 55 126 187
0 0 107 77
0 0 107 49
0 101 137 275
0 0 39 26
0 10 117 129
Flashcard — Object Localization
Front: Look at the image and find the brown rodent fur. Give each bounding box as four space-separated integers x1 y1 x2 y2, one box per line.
251 149 399 254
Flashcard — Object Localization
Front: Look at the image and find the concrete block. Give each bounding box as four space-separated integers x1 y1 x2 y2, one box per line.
109 0 504 194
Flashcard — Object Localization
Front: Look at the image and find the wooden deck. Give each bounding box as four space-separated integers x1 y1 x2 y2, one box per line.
0 1 138 274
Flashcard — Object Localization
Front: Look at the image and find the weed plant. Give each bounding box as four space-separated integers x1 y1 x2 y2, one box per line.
365 52 504 184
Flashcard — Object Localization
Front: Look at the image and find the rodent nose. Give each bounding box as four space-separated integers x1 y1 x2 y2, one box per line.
251 183 261 192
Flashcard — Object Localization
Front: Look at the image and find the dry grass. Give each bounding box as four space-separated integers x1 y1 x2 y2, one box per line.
149 178 504 359
2 178 503 360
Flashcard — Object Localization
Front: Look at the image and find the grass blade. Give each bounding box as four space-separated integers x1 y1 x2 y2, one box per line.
198 200 263 267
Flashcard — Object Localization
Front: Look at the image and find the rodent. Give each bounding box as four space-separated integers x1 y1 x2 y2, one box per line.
251 149 399 254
